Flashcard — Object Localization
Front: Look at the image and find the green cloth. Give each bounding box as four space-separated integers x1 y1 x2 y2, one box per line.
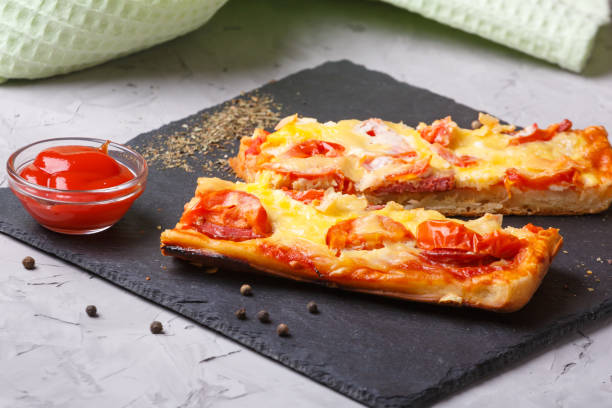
0 0 228 82
382 0 610 72
0 0 609 81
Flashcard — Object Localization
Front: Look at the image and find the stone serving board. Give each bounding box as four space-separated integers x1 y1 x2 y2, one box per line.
1 61 611 408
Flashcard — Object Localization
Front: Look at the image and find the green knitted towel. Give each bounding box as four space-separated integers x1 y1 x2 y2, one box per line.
0 0 609 81
381 0 610 72
0 0 228 82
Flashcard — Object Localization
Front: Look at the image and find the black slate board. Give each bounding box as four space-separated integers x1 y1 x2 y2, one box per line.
1 61 611 408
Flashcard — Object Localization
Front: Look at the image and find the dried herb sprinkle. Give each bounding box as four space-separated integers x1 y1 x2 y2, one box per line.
138 94 281 172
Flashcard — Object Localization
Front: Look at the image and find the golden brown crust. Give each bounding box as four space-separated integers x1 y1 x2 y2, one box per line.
161 227 562 313
368 185 612 216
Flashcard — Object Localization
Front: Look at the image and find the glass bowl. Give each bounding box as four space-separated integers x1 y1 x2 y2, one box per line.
6 137 148 235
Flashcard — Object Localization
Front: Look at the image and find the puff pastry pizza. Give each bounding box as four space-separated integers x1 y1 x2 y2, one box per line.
161 178 563 312
229 114 612 215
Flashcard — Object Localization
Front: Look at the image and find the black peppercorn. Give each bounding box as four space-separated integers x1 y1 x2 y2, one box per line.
240 284 252 296
22 256 35 270
85 305 98 317
471 120 482 130
150 321 163 334
235 307 247 320
256 310 270 323
307 301 318 314
277 323 289 337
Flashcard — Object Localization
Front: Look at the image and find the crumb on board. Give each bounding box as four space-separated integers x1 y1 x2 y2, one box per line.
156 225 162 230
146 276 151 281
587 288 595 292
562 250 568 254
136 94 281 172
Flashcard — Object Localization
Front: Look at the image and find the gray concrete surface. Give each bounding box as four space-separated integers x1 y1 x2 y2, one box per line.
1 1 611 407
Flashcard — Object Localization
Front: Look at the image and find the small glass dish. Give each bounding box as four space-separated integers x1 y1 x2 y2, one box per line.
6 137 148 235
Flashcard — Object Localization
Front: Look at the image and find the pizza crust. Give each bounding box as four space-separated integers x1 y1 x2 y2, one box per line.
230 120 612 216
161 226 562 313
369 185 612 216
160 178 563 312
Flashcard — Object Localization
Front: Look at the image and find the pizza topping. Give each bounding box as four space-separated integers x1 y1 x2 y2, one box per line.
478 113 516 133
418 116 457 147
430 143 479 167
285 140 346 158
181 190 272 241
416 220 523 262
583 126 612 173
258 242 316 271
361 151 418 171
326 214 414 255
262 163 355 194
418 250 497 267
245 129 270 156
358 156 433 192
283 189 326 204
369 174 455 194
508 119 572 145
356 118 412 153
382 156 431 179
504 167 578 191
524 223 543 234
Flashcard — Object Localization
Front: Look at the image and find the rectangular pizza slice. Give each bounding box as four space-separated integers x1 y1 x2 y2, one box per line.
160 177 563 312
229 114 612 215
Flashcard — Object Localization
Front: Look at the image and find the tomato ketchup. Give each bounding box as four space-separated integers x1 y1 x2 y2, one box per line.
20 142 134 190
12 140 145 234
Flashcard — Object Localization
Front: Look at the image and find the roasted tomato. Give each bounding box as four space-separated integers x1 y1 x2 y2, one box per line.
524 223 543 234
283 189 326 204
419 116 456 146
181 190 272 241
430 143 478 167
508 119 572 145
474 230 524 259
504 167 578 191
326 214 414 255
416 220 522 262
245 129 270 156
258 242 315 271
285 140 345 158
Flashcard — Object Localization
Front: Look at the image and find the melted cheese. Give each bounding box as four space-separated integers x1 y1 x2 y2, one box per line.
192 179 516 269
256 115 607 191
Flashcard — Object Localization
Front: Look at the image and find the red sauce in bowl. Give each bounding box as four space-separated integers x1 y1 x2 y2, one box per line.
20 142 134 190
10 140 146 234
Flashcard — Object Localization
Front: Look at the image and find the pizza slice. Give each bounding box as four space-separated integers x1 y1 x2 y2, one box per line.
229 114 612 215
160 177 563 312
